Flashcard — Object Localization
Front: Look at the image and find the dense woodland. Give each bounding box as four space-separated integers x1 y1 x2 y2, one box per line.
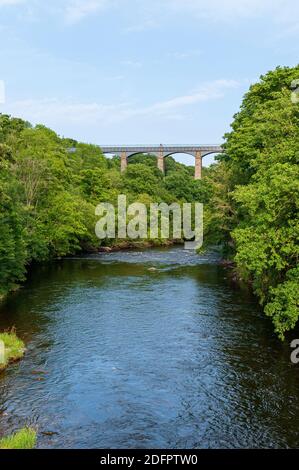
0 65 298 339
0 115 205 296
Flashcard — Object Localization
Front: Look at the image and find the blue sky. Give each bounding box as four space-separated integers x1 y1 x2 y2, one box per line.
0 0 298 165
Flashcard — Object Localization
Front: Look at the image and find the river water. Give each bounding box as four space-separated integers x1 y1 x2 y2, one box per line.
0 247 298 449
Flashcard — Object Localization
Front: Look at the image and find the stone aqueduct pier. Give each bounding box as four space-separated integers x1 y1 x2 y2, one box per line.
100 145 223 180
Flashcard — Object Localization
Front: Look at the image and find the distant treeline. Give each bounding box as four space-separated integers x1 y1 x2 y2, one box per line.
0 115 206 298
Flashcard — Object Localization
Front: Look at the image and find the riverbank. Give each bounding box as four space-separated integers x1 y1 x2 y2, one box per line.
0 427 36 449
0 330 25 372
97 239 181 253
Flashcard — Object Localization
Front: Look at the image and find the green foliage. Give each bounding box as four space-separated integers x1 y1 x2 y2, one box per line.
0 146 27 296
202 163 236 250
0 427 36 449
165 173 192 202
205 65 299 339
0 329 25 369
0 113 204 297
123 163 163 196
264 267 299 339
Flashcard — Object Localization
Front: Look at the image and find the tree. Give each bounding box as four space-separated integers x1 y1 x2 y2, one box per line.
207 66 299 339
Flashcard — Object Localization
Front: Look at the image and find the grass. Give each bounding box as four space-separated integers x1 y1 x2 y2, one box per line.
0 427 37 449
0 329 25 371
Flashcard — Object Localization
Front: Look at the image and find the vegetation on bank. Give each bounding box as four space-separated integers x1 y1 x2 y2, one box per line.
0 330 25 370
203 65 299 339
0 427 37 449
0 115 204 299
0 65 298 339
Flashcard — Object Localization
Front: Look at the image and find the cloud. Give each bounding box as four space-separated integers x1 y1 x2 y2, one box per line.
121 60 142 68
167 0 272 20
125 18 159 33
4 79 239 129
104 75 125 81
3 98 114 126
58 0 299 41
0 0 25 6
65 0 110 24
169 49 202 60
2 0 298 34
166 0 299 26
129 79 239 117
167 0 264 19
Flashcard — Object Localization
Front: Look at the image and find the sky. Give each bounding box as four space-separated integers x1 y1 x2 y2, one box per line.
0 0 298 166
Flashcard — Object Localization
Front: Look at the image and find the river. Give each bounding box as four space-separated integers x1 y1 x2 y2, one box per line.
0 247 298 448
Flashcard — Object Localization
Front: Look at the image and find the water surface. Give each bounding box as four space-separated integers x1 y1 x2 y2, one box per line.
0 248 298 448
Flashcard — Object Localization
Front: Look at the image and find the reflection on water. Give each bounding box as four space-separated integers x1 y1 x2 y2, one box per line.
0 247 298 449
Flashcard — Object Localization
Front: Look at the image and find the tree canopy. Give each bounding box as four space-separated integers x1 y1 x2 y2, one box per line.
204 65 299 339
0 116 200 297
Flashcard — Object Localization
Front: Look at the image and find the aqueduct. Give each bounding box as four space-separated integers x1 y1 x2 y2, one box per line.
100 145 223 179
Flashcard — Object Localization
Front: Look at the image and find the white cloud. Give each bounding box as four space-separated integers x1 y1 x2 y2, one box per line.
167 0 271 20
65 0 110 24
0 0 25 6
58 0 299 40
125 18 159 33
170 49 202 60
2 0 298 33
128 79 239 117
121 60 142 68
104 75 125 81
4 79 239 129
5 98 128 124
166 0 299 26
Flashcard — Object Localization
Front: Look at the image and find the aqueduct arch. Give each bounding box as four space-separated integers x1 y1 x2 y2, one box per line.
100 145 223 180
